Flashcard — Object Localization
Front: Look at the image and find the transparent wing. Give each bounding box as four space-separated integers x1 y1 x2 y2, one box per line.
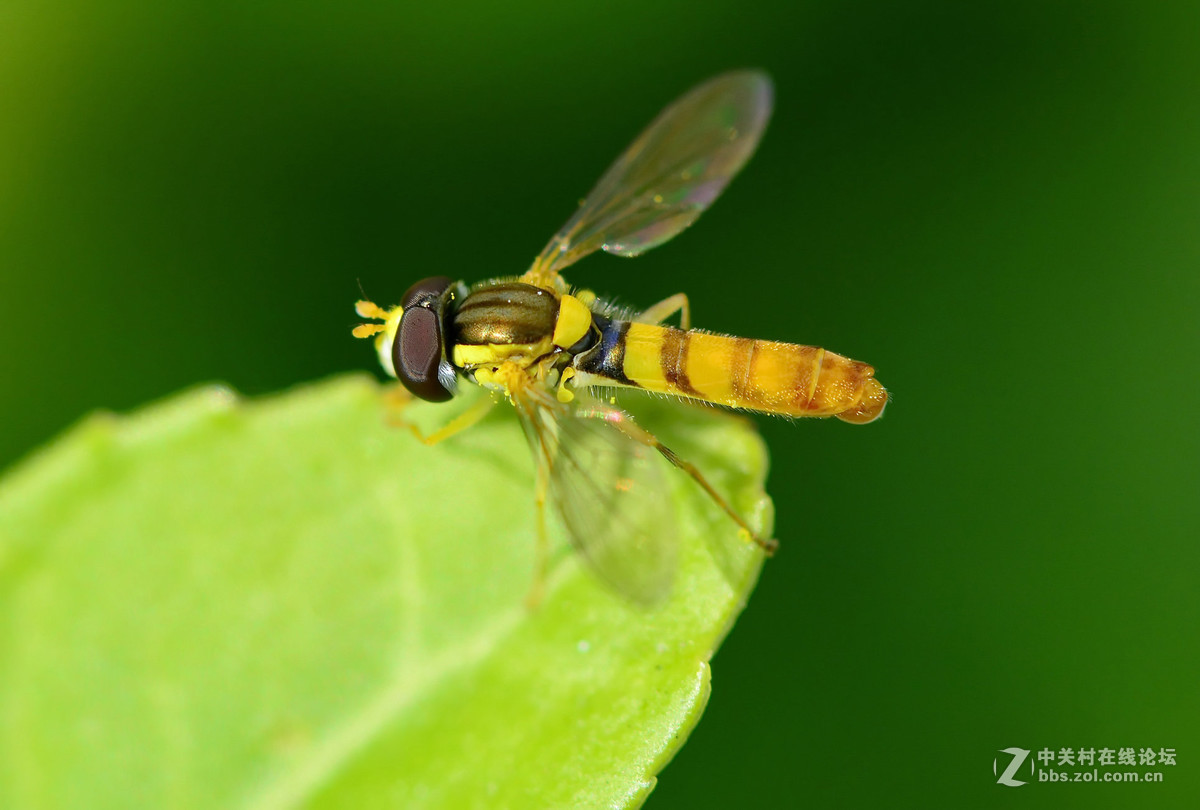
526 70 774 285
516 391 679 606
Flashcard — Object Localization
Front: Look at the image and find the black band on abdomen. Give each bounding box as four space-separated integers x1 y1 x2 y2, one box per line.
575 318 636 386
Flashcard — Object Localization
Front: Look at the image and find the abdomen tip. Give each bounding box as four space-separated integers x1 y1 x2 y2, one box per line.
835 378 888 424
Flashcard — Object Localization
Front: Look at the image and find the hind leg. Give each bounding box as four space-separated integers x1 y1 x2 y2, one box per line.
637 293 691 329
576 402 777 554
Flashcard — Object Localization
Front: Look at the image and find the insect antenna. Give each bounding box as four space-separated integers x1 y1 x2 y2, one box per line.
352 298 391 339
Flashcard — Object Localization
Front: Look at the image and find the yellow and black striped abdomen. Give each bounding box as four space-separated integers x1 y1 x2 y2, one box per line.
579 321 887 423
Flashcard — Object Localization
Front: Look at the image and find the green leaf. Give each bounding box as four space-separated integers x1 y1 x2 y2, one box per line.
0 374 773 810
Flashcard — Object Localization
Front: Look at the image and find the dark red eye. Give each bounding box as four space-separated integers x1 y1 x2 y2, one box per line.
402 276 452 310
393 276 455 402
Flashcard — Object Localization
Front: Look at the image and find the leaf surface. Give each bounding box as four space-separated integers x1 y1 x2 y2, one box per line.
0 375 772 809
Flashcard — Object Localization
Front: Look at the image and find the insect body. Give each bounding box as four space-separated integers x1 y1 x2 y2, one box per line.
354 70 887 605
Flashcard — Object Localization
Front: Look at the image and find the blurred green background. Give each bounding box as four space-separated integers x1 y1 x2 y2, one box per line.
2 1 1197 807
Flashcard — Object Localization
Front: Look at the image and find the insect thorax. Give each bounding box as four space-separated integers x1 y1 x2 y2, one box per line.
447 281 604 390
450 282 559 346
446 281 559 371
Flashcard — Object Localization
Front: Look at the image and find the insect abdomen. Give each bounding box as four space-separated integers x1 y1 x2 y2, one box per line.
581 321 887 423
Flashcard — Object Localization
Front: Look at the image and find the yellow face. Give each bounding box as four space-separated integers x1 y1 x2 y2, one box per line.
372 306 405 379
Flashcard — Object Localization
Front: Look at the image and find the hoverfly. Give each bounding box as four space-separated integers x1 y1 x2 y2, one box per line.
354 70 887 606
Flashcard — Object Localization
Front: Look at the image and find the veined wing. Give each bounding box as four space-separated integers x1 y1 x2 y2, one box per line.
516 391 679 606
525 70 773 287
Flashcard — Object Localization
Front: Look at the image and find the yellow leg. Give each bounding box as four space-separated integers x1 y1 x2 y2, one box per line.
638 293 691 330
524 451 552 610
384 386 496 446
596 409 777 554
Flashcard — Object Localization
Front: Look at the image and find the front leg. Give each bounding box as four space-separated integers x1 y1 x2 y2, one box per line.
383 384 496 446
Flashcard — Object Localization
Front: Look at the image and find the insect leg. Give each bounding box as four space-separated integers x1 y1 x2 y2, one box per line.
385 387 496 446
637 293 691 330
525 442 552 609
592 409 777 554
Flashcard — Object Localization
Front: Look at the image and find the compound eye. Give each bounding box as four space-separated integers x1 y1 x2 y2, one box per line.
393 277 455 402
402 276 453 310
